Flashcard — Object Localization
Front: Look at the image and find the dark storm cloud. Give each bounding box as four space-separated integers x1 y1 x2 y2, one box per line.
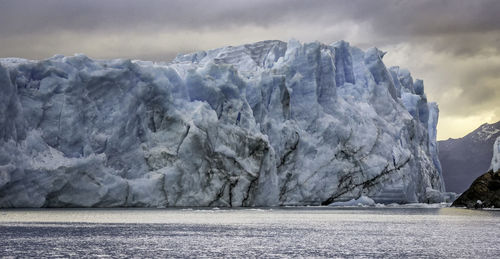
0 0 295 35
2 0 499 59
2 0 499 36
2 1 499 57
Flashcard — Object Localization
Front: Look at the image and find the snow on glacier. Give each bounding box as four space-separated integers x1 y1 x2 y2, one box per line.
0 40 446 207
491 137 500 172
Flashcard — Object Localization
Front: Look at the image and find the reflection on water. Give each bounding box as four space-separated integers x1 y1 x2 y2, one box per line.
1 207 499 257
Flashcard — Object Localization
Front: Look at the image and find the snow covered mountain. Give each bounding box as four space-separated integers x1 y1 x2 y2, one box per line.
439 121 500 193
0 40 446 207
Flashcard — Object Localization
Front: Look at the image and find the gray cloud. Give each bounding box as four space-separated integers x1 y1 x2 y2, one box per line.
2 1 499 35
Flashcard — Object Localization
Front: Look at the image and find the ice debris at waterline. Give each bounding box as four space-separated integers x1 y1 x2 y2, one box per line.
0 40 447 208
327 195 452 208
328 195 376 207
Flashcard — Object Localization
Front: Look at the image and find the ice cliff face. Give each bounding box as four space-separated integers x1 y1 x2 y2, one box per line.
0 40 445 207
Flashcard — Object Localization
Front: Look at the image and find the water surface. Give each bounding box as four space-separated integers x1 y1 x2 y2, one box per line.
1 207 498 258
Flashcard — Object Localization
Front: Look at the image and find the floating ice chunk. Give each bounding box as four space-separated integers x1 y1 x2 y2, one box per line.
328 196 376 207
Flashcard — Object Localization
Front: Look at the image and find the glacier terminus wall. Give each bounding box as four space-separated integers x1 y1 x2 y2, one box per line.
0 40 446 207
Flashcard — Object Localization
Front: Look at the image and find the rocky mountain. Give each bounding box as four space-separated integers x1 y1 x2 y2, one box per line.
0 40 445 207
439 121 500 193
452 137 500 208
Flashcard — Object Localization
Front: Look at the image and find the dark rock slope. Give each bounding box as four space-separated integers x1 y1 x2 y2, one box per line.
451 170 500 208
452 137 500 208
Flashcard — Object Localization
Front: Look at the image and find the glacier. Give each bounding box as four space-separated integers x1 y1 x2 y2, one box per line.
0 40 446 207
491 137 500 173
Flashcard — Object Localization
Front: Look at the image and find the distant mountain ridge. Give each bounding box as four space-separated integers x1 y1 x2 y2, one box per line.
439 121 500 193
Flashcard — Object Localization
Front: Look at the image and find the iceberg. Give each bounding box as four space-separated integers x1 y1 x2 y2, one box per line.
0 40 445 207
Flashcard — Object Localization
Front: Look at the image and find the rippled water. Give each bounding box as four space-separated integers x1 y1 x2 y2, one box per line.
0 207 499 258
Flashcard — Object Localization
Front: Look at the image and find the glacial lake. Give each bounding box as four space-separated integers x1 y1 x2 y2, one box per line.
0 207 499 258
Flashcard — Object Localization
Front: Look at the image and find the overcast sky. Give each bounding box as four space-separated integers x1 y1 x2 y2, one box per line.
1 0 499 140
